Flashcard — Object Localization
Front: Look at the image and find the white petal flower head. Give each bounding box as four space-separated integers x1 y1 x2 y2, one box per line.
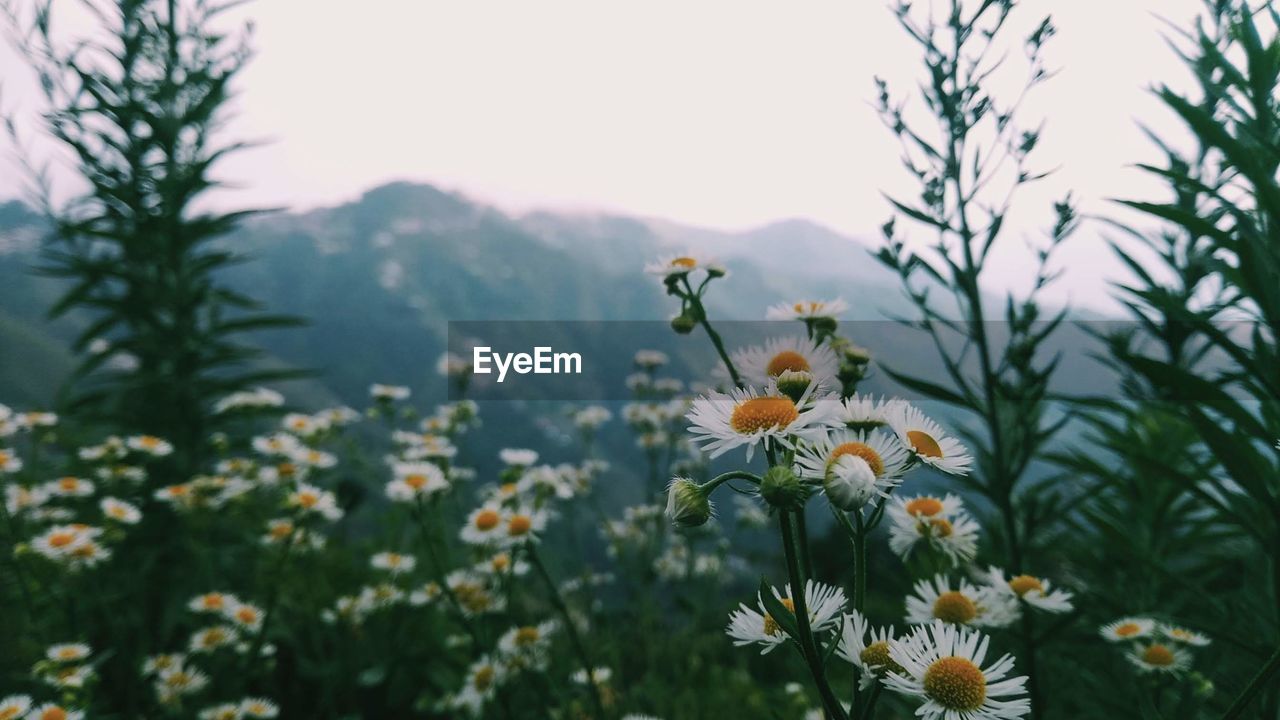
795 428 911 507
386 462 448 502
1100 617 1157 643
0 448 21 474
0 696 32 720
726 580 847 654
841 394 904 431
25 704 85 720
883 621 1031 720
837 610 902 690
45 643 92 663
44 477 95 498
126 434 174 457
686 384 840 462
286 484 343 521
100 497 142 525
499 448 539 467
371 551 417 575
906 575 1019 629
460 506 506 546
888 494 979 565
644 252 723 281
1127 642 1192 675
765 298 849 321
733 336 840 390
884 403 973 475
369 383 411 401
1159 624 1211 647
979 567 1074 614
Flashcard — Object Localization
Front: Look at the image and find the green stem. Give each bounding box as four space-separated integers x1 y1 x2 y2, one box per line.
681 278 743 389
858 684 881 720
1222 643 1280 720
528 545 607 720
780 510 849 720
412 501 479 642
796 508 814 581
243 526 298 677
853 511 867 613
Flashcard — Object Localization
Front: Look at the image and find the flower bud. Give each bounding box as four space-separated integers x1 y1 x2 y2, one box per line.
706 264 727 278
824 456 877 510
759 465 806 510
670 314 697 334
775 370 813 403
665 477 712 527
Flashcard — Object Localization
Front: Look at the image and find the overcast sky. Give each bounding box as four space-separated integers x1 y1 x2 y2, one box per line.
0 1 1208 311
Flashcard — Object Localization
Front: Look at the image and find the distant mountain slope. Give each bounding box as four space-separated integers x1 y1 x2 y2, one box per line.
0 181 913 406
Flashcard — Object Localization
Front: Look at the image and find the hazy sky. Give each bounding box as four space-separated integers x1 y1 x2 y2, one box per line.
0 1 1207 311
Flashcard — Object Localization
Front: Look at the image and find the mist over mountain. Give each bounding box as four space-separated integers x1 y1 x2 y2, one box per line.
0 181 915 408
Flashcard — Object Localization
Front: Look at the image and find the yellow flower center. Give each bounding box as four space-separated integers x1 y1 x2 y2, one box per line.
500 482 517 496
405 474 427 489
204 628 228 644
905 497 944 517
474 665 496 690
237 608 259 624
515 626 541 645
279 462 297 477
58 477 80 492
474 510 500 531
508 514 533 536
139 436 160 448
907 430 944 458
763 598 796 637
201 594 225 609
933 591 978 624
670 257 697 269
0 451 9 464
766 350 811 377
1009 575 1044 597
829 442 884 477
923 656 987 711
1143 644 1175 666
916 517 953 538
40 708 68 720
491 553 511 571
270 523 293 539
859 641 905 676
1 707 22 720
49 532 76 548
729 397 799 434
1115 622 1142 638
56 648 80 660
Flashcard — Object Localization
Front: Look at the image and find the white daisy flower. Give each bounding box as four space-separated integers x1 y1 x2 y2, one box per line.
979 567 1074 614
6 484 48 516
43 477 95 498
496 620 558 672
24 704 84 720
370 384 411 401
126 435 174 457
883 621 1030 720
282 413 329 437
644 253 722 280
1160 624 1211 647
292 447 337 469
1100 617 1156 642
141 653 187 677
16 411 58 428
188 625 240 653
225 601 265 632
634 350 670 368
239 697 280 718
733 336 840 390
198 704 242 720
437 351 471 378
884 403 972 475
30 525 104 563
573 405 613 430
371 551 417 575
386 462 448 501
795 428 911 507
100 497 142 524
906 575 1018 629
213 387 284 414
0 695 32 720
188 591 238 614
38 664 94 690
286 484 343 521
499 448 539 467
765 298 849 321
887 494 980 565
837 610 902 690
156 664 210 698
0 448 23 474
1127 642 1192 675
450 656 506 716
841 394 903 431
460 506 506 546
500 507 549 547
45 643 91 663
318 406 360 426
252 433 302 457
726 580 847 654
687 384 839 461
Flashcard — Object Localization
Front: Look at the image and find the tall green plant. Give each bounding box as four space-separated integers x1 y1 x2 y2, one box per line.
1108 1 1280 716
873 1 1075 716
7 0 302 474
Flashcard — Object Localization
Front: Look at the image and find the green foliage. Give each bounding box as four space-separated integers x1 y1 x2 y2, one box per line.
9 0 304 472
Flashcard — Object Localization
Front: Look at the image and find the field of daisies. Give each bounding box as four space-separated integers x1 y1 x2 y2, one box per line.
4 0 1280 718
